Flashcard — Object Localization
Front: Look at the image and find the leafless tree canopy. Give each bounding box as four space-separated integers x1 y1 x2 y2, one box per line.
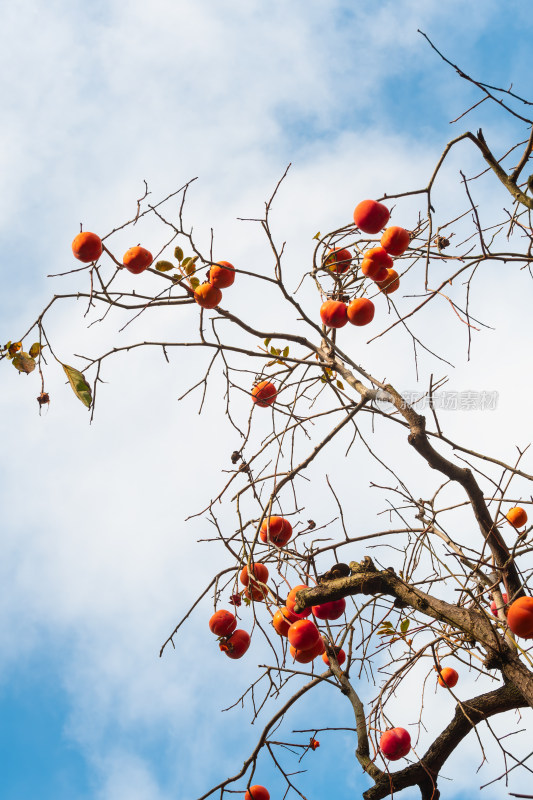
3 43 533 800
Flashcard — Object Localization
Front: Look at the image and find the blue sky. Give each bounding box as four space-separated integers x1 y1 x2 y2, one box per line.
1 2 533 800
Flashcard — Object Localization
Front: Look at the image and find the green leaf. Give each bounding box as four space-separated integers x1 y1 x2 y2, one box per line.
184 261 196 276
320 375 327 383
174 246 184 262
270 347 280 356
313 231 321 240
264 338 271 348
380 620 394 628
282 346 289 358
29 342 41 358
12 352 35 374
155 260 174 272
62 364 92 408
189 276 200 289
336 380 344 390
400 619 410 634
182 257 192 269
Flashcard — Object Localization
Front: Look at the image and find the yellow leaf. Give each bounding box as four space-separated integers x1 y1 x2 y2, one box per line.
62 364 92 408
29 342 41 358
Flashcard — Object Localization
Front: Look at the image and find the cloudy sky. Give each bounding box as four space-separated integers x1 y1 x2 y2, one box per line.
1 2 532 800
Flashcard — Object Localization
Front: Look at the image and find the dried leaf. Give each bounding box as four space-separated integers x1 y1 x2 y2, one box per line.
12 352 35 374
62 364 92 408
336 380 344 390
8 341 22 358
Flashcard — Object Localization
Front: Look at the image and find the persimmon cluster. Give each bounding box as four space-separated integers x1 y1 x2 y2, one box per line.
71 231 237 310
208 516 349 674
320 199 409 330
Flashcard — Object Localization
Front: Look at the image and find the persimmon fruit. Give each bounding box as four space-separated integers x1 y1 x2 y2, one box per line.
438 667 459 688
260 516 292 546
376 268 400 294
322 646 346 667
290 637 325 663
220 629 251 659
379 728 411 761
312 598 346 620
353 200 390 234
361 260 389 281
286 585 312 618
72 231 103 263
320 300 348 328
252 381 277 407
209 609 237 637
490 593 508 616
325 247 352 274
194 282 222 309
362 246 394 269
209 261 235 288
507 596 533 638
123 246 153 274
245 585 267 602
240 563 269 587
288 619 321 651
506 507 528 528
244 787 270 800
273 607 297 637
347 297 375 327
380 226 410 256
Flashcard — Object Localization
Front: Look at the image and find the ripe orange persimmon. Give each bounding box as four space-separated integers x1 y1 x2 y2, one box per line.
353 200 390 234
438 667 459 688
245 585 267 602
312 598 346 620
325 247 352 274
240 563 269 587
363 246 394 269
361 260 389 281
507 596 533 638
209 261 235 288
220 629 251 659
260 516 292 547
72 231 103 263
379 728 411 760
376 268 400 294
506 507 528 528
244 786 270 800
322 646 346 667
273 607 297 637
380 226 410 256
288 619 321 651
290 637 325 663
194 282 222 309
123 246 153 274
320 300 348 328
347 297 375 326
209 609 237 637
252 381 277 407
286 585 312 618
490 593 508 616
